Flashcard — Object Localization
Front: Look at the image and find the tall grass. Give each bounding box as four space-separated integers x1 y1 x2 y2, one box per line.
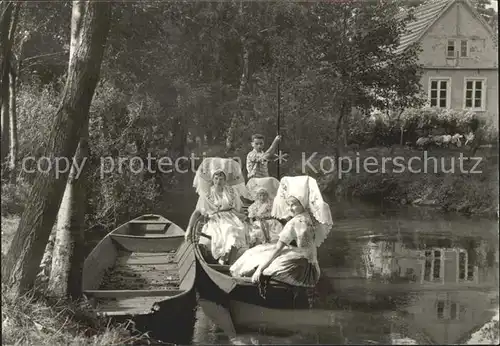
1 283 150 345
1 217 152 345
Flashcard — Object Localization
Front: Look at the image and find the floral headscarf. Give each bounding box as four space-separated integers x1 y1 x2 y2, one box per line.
271 175 333 247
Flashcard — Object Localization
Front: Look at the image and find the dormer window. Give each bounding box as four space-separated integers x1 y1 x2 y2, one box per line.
446 39 469 58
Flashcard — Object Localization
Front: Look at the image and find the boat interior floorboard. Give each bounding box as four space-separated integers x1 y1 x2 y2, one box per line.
100 250 180 291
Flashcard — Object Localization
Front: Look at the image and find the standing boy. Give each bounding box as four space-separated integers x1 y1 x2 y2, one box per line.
246 134 281 179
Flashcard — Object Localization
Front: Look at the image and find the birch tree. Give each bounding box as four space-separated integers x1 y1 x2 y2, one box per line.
48 125 89 299
0 1 20 165
2 0 111 296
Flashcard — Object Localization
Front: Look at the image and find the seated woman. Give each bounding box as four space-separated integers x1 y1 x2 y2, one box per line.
246 177 283 247
184 157 250 265
229 175 333 288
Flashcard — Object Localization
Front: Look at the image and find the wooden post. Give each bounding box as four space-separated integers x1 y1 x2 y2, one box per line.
276 75 281 179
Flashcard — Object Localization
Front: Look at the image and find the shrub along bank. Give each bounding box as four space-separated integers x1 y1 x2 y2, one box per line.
314 146 499 217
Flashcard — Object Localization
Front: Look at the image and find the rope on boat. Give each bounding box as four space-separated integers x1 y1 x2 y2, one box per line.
257 275 269 299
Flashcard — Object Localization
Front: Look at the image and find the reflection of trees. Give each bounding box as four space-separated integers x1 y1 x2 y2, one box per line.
318 233 351 268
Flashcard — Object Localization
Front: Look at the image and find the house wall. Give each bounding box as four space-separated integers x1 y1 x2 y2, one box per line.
443 249 458 283
417 0 498 128
419 0 498 69
420 69 498 127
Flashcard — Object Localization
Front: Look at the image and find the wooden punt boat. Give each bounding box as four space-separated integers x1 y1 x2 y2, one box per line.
190 211 500 337
190 212 312 310
82 214 196 317
190 208 351 336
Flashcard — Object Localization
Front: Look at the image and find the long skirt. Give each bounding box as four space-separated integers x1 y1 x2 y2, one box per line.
248 218 283 246
229 244 320 288
199 211 248 261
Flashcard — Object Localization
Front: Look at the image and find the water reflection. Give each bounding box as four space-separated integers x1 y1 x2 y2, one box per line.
190 201 499 345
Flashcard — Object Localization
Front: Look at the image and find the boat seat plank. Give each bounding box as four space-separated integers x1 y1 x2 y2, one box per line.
84 289 183 298
128 220 170 224
111 234 177 239
110 235 184 253
116 256 178 266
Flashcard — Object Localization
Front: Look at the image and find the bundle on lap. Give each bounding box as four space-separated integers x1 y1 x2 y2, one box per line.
230 176 333 288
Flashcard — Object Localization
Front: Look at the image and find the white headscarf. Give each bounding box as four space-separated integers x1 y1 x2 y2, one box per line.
271 175 333 247
246 177 280 200
193 157 248 198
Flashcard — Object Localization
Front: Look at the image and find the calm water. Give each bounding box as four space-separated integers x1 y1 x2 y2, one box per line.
156 198 499 345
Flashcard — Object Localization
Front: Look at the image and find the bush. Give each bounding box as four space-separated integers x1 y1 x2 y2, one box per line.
345 107 494 147
401 107 481 139
1 180 31 217
16 80 63 182
328 148 499 217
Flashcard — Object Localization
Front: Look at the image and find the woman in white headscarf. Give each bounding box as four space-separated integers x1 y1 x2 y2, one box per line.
230 175 333 288
185 157 250 265
246 177 283 246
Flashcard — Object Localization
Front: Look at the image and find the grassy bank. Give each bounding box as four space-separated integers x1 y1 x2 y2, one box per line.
1 217 149 346
289 146 499 217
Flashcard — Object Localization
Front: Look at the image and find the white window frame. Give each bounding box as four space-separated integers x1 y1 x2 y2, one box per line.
435 299 461 320
456 248 478 283
463 77 487 111
428 77 452 109
447 39 456 58
460 39 469 57
421 248 445 283
449 302 461 320
446 39 470 58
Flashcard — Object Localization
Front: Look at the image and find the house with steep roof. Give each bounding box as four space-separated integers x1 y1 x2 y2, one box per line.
397 0 498 128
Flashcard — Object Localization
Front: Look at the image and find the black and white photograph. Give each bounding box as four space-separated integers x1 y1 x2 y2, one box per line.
1 0 498 344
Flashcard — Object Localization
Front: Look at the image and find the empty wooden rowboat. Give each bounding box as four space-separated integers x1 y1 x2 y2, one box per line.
82 214 195 316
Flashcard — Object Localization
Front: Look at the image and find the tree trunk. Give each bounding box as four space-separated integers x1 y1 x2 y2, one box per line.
171 90 186 159
8 39 25 181
0 2 15 164
2 0 111 296
334 102 348 161
225 4 249 152
48 124 89 299
172 114 186 158
39 226 57 278
8 59 18 178
225 44 249 152
0 70 8 163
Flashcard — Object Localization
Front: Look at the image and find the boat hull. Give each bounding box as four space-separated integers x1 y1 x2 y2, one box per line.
191 214 310 311
82 214 196 317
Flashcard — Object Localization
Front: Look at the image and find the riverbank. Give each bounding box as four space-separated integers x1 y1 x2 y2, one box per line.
288 146 499 218
466 311 500 345
1 217 149 346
